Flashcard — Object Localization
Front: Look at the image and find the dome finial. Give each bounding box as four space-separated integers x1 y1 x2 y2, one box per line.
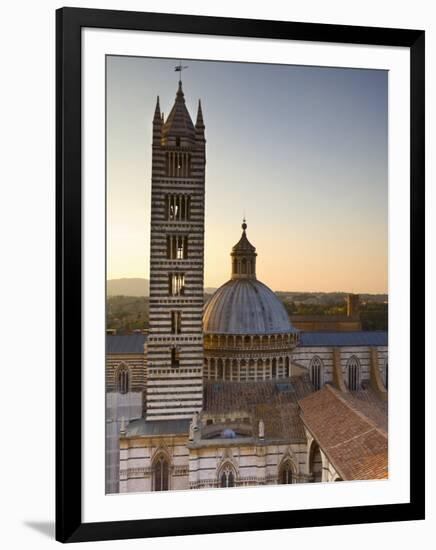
242 217 247 232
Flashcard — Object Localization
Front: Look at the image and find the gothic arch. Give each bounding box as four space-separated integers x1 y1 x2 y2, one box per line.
278 456 297 485
346 355 361 391
151 450 171 491
218 461 238 488
309 356 324 390
115 362 130 394
308 440 323 482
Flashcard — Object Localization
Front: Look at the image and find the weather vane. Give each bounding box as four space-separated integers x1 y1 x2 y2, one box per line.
174 61 189 81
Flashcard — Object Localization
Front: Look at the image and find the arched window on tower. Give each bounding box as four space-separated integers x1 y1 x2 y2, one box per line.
347 356 360 391
171 346 180 368
309 356 323 390
116 365 129 394
278 459 295 484
152 454 169 491
219 463 236 488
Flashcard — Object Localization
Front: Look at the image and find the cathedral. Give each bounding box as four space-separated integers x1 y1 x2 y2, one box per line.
106 79 388 494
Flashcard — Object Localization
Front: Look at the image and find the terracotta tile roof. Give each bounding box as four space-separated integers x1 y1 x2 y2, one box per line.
298 385 388 480
204 376 313 412
253 402 306 441
343 381 388 432
203 377 313 442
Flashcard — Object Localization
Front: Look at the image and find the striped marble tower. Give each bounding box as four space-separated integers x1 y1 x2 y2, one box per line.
145 80 206 420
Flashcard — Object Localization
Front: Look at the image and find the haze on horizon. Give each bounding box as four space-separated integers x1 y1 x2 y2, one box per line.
107 56 388 294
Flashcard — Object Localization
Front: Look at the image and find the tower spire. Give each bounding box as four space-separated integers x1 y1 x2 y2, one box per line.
161 79 196 146
153 95 161 121
152 95 162 144
195 100 205 129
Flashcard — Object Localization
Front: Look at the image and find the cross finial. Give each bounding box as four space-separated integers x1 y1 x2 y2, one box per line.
242 217 247 231
174 60 189 84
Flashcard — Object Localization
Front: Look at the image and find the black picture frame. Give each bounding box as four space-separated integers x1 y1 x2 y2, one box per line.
56 7 425 543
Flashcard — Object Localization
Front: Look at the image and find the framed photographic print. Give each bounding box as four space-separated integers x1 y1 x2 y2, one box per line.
56 7 425 543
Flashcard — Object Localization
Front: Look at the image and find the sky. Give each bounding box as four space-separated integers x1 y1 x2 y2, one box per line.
107 56 388 293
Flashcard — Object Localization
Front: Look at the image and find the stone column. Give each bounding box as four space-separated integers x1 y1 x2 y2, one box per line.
369 347 388 400
332 347 347 392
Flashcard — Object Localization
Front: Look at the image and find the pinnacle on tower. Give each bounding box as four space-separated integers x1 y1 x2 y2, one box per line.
152 96 162 145
195 100 205 129
153 96 161 122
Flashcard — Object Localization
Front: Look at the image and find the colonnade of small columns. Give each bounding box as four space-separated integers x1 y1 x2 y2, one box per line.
204 332 299 350
203 355 292 381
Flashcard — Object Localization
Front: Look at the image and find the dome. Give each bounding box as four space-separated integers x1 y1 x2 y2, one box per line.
203 278 295 335
220 428 236 439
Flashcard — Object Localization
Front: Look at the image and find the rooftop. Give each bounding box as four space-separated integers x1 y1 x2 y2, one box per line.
299 384 388 480
106 334 147 354
299 331 388 347
203 279 296 335
202 377 314 443
204 377 313 412
105 331 388 354
125 418 190 437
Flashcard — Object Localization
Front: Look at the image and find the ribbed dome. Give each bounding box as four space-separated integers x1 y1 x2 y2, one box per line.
203 278 295 335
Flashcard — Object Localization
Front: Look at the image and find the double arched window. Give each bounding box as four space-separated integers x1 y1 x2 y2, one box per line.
116 365 129 394
347 356 360 391
309 356 323 390
152 454 169 491
219 463 236 488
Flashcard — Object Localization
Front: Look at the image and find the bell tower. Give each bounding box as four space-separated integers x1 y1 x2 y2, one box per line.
146 79 206 420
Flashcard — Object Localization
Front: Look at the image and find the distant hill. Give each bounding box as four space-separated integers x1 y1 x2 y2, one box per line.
204 287 218 295
107 278 387 303
275 291 388 305
107 278 149 297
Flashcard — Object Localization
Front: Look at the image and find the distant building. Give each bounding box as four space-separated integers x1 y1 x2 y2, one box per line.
290 294 362 332
106 78 388 494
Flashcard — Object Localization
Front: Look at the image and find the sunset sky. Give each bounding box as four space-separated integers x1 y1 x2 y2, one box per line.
107 56 388 293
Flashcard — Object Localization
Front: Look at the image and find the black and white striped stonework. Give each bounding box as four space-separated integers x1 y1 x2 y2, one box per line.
146 85 206 420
